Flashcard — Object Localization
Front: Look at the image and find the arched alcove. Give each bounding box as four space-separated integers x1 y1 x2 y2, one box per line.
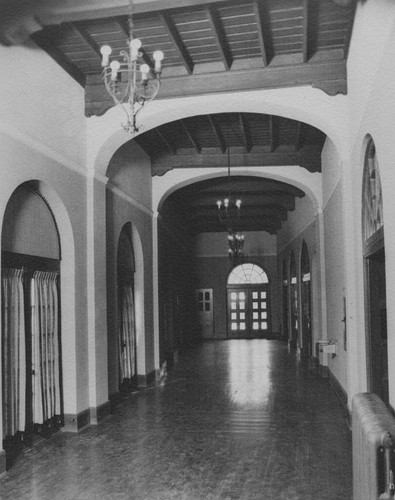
282 259 289 341
362 136 388 404
300 241 312 359
116 223 137 393
289 251 298 349
1 181 65 465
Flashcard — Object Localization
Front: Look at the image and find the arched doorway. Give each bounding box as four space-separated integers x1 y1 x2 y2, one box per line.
362 138 388 404
117 223 137 393
1 182 63 465
300 241 312 359
289 252 298 349
282 260 289 341
226 263 271 339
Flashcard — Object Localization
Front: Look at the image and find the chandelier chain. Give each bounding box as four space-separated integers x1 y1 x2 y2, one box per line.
216 135 245 266
100 0 164 134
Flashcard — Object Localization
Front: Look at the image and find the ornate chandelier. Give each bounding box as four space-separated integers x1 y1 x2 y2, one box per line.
216 146 245 265
227 231 245 264
100 2 164 134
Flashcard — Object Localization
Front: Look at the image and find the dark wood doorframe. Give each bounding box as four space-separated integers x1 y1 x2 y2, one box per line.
301 278 312 359
289 252 298 349
364 233 388 404
289 280 298 349
282 284 289 341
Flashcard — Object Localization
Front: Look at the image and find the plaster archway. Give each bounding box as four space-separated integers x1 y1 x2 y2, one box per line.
90 86 349 178
154 166 322 216
131 224 146 377
0 179 77 418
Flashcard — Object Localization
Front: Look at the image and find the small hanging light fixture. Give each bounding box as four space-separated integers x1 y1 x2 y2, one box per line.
216 143 245 266
100 1 164 134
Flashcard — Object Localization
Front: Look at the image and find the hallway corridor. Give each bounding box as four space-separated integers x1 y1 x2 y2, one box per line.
0 340 352 500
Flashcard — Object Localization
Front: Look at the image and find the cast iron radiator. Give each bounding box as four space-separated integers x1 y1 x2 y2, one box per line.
352 393 395 499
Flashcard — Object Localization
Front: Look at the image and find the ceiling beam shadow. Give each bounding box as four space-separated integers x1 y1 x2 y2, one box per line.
252 0 273 66
206 5 232 71
208 115 226 154
180 119 201 153
239 114 252 153
159 12 194 75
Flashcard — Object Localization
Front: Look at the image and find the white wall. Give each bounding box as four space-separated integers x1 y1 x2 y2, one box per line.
0 43 86 168
345 0 395 407
195 231 277 258
106 140 155 392
277 194 321 353
0 41 94 437
2 184 59 258
320 137 347 392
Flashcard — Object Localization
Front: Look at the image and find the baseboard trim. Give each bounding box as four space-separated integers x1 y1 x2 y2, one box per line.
328 370 348 412
137 369 156 388
90 401 111 425
109 391 121 412
63 408 90 433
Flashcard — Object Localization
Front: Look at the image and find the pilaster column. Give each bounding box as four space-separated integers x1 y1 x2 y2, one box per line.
86 170 110 422
341 157 368 409
316 208 328 342
152 211 160 377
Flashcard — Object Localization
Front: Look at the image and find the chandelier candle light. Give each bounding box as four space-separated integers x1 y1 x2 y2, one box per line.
100 7 164 134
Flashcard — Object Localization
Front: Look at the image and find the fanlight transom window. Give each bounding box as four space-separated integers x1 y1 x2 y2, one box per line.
228 263 268 285
362 138 383 241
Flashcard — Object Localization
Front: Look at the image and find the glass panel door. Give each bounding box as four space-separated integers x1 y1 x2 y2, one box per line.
196 289 214 339
227 287 270 338
251 290 268 333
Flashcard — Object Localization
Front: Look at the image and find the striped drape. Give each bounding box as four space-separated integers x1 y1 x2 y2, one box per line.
31 271 61 425
2 268 26 438
119 283 136 381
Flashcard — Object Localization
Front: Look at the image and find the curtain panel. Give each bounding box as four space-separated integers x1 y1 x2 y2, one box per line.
31 271 61 425
119 283 136 381
1 268 26 438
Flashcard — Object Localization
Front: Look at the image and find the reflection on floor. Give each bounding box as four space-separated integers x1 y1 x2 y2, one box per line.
0 340 352 499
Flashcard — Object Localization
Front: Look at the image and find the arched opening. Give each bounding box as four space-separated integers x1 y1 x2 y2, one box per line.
117 223 137 393
226 263 271 339
289 251 298 349
282 259 288 342
300 241 312 359
362 137 388 403
1 182 63 466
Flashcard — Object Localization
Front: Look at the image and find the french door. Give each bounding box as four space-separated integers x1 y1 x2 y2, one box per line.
301 277 312 359
2 253 63 465
366 246 388 404
227 287 270 338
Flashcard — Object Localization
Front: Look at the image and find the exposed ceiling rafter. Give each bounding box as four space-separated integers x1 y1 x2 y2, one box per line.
206 5 232 71
159 12 194 75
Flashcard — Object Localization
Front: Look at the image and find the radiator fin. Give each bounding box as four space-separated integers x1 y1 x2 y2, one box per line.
352 392 395 500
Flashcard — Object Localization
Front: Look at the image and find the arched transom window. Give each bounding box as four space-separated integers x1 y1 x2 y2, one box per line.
227 263 269 285
362 138 383 242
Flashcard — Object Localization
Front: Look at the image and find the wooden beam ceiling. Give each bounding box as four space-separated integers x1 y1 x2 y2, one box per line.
22 0 356 116
131 112 326 175
165 175 305 234
85 59 348 117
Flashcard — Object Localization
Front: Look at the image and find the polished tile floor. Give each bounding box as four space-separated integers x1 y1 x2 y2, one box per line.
0 340 352 499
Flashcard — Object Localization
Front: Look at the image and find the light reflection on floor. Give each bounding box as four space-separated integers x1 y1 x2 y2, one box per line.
228 339 272 407
0 339 352 500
